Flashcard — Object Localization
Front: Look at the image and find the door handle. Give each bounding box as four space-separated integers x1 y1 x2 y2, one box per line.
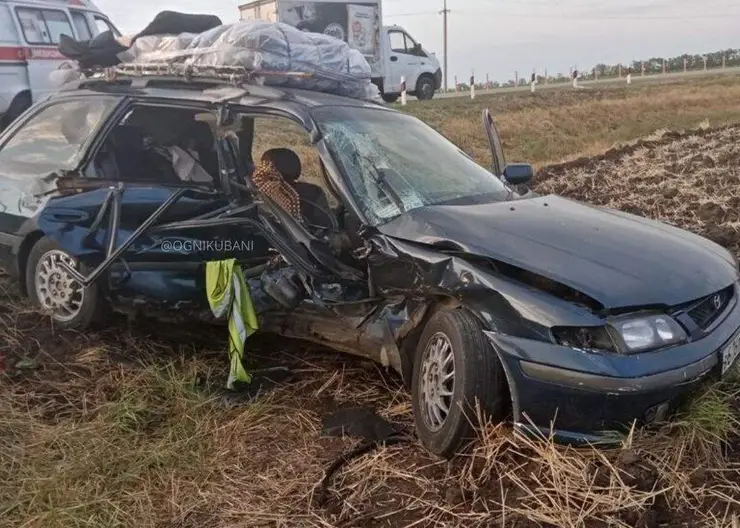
390 56 398 62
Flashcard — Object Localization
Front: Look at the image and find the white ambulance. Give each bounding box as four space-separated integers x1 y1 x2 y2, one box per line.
0 0 118 128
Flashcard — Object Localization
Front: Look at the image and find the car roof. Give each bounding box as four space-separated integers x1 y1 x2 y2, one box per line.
53 77 393 120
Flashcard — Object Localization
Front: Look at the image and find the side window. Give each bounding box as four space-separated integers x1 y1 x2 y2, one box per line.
252 116 338 213
0 97 117 174
93 106 218 184
94 16 118 36
252 117 321 184
16 8 74 45
70 10 92 40
16 8 49 44
389 31 407 54
0 5 20 45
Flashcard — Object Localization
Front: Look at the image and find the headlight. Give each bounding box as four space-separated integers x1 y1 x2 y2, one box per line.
610 314 687 353
553 314 688 354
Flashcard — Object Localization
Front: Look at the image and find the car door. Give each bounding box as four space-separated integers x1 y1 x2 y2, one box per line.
387 29 422 93
58 100 270 306
12 5 73 103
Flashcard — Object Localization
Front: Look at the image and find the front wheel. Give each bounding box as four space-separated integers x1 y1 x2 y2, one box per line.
415 76 436 101
26 237 102 329
411 309 508 457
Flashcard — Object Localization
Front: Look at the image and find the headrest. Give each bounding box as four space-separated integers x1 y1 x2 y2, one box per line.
262 148 301 182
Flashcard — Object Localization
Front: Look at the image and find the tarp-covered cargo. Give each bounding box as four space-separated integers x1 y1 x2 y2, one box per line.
56 11 381 101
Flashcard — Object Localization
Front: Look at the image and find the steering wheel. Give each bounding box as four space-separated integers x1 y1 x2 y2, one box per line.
300 197 340 231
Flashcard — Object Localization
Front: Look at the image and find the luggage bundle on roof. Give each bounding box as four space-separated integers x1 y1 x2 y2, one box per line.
55 10 381 101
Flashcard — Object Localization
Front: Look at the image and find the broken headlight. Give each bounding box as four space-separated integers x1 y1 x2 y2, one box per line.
609 314 687 353
553 315 688 354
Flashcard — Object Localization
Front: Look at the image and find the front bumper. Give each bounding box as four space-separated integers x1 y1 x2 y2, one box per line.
485 290 740 444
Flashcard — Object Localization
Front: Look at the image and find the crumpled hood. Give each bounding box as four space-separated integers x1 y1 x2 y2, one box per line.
377 195 739 309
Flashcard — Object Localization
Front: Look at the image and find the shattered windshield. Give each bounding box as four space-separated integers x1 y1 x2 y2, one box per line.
313 106 511 226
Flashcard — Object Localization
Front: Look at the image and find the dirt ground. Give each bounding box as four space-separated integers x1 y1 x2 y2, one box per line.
3 93 740 527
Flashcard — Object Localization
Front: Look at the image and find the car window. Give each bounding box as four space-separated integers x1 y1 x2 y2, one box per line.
389 31 407 54
93 105 218 184
16 8 74 45
0 97 117 173
0 5 20 45
93 15 118 36
69 10 92 40
314 106 510 225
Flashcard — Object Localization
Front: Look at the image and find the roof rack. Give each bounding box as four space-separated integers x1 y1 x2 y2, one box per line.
110 62 314 85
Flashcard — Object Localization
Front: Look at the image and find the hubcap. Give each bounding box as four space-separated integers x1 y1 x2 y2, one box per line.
419 332 455 431
35 250 84 323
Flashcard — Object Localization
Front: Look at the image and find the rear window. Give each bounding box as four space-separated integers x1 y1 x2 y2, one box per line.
16 8 74 45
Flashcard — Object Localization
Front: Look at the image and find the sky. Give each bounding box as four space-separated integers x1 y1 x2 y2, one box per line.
94 0 740 85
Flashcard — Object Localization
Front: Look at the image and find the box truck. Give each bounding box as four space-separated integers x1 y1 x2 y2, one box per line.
239 0 442 101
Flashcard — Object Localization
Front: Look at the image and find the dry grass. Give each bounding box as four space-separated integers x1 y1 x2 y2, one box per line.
4 75 740 527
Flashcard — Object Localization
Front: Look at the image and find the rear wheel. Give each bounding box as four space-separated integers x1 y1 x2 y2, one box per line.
26 237 102 330
415 75 436 101
411 309 508 457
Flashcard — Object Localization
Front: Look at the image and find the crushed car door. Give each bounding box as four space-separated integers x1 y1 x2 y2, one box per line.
43 101 271 309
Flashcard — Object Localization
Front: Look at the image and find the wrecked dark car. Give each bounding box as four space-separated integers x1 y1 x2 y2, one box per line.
1 75 740 458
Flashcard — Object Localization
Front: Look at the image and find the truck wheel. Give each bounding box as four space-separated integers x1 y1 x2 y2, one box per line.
415 75 436 101
382 93 399 103
26 237 102 330
411 309 508 458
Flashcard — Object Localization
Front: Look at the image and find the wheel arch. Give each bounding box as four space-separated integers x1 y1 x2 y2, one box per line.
16 230 45 296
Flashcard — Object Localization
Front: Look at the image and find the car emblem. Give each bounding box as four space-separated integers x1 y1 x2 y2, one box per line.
712 294 723 311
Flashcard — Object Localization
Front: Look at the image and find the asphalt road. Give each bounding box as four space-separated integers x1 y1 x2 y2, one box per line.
430 66 740 100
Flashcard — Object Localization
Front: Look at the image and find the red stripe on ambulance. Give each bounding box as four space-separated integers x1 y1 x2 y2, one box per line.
0 46 65 62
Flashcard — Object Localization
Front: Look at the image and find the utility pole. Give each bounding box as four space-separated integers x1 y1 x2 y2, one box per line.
441 0 449 92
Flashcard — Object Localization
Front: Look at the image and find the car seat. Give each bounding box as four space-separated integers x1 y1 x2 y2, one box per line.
264 148 334 229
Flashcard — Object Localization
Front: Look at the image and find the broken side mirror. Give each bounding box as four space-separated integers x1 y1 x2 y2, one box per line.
503 163 533 185
481 108 506 176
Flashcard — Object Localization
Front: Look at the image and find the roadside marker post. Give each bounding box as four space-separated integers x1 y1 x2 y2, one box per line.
401 77 407 105
470 75 475 99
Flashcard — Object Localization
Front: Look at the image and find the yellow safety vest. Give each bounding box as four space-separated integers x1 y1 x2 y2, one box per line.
205 259 259 388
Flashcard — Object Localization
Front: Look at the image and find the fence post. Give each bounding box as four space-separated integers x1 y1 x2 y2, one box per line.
470 75 475 99
663 59 666 74
684 57 687 73
454 75 458 92
401 76 407 105
704 56 707 71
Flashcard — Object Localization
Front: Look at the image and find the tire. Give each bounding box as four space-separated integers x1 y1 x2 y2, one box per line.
415 75 436 101
26 237 101 330
1 92 31 130
411 308 508 458
382 93 399 104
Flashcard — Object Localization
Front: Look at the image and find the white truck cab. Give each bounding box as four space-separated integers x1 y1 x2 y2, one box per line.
239 1 442 102
0 0 118 128
380 24 441 102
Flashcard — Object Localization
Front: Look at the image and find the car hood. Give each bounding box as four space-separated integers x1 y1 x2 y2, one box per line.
377 195 739 309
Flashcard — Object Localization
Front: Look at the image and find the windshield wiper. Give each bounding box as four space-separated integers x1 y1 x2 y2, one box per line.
355 154 407 215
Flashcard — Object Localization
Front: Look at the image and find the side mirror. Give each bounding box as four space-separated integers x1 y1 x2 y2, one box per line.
413 43 423 53
503 163 533 185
